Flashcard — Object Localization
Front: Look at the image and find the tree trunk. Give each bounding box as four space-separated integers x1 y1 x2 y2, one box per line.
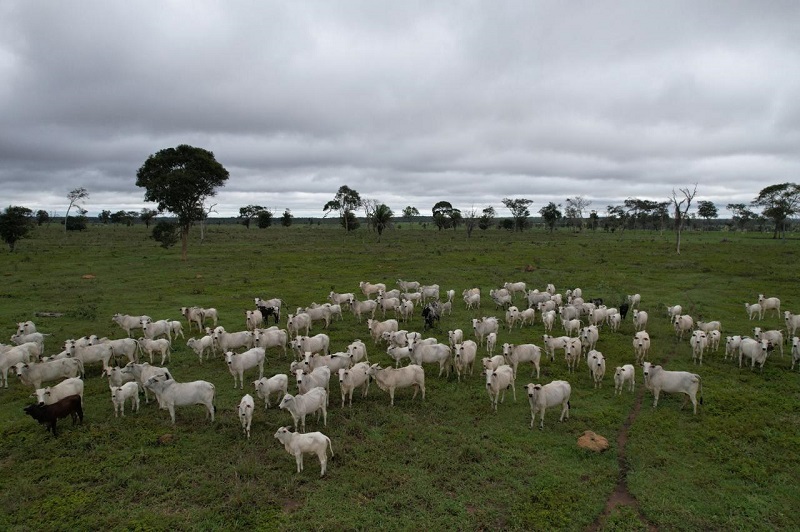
181 226 189 261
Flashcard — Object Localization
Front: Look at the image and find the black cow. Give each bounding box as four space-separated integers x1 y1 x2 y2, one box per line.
619 302 630 320
422 302 441 331
23 394 83 437
256 304 281 325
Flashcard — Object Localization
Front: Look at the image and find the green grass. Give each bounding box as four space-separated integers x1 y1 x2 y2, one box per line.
0 224 798 530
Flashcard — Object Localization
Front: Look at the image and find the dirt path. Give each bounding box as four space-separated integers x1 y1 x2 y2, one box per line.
587 384 657 531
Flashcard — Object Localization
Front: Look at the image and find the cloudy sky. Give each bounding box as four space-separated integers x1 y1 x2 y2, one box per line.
1 1 798 218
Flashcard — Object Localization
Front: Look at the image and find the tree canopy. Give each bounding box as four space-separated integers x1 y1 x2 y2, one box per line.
432 201 455 230
539 202 562 233
752 183 800 239
0 206 34 251
65 187 89 233
502 198 532 231
136 144 229 260
323 185 362 232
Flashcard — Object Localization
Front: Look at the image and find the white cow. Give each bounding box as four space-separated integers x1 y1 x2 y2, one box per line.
453 341 477 381
111 381 140 417
420 284 440 303
66 340 114 371
697 320 722 333
785 311 800 338
503 282 527 298
253 374 289 409
607 313 621 332
351 299 379 323
409 341 452 378
481 355 506 372
291 334 330 357
739 338 770 370
707 330 721 353
472 317 499 346
180 306 207 333
463 292 481 310
112 313 151 337
526 381 571 430
502 343 542 379
627 293 641 309
187 335 216 362
17 358 83 389
274 426 333 477
16 321 37 335
386 345 414 368
448 329 464 349
238 394 255 438
253 328 288 356
140 318 172 342
791 337 800 371
633 310 648 332
518 308 536 328
138 337 171 365
279 388 328 432
690 330 708 365
303 352 351 374
587 350 606 388
367 319 399 345
614 365 635 395
359 281 387 299
486 332 498 355
367 364 426 406
753 327 784 357
214 328 254 353
563 337 581 373
346 340 368 364
35 377 84 406
485 364 515 411
542 334 569 362
295 367 331 397
673 315 694 340
641 362 702 414
245 309 264 331
542 310 556 333
143 375 216 424
579 326 599 355
724 335 745 361
338 362 371 407
633 331 651 364
666 304 683 319
103 366 137 388
745 302 763 320
225 348 266 389
758 294 781 319
120 362 172 405
286 313 312 337
328 291 355 308
397 279 421 292
95 337 139 365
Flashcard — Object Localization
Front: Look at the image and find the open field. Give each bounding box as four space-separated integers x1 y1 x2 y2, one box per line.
0 224 798 531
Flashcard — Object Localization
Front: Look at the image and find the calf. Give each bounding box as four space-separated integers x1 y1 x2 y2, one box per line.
614 365 635 395
238 394 255 439
274 426 334 477
187 335 216 362
642 362 702 414
745 302 763 320
526 381 571 430
111 381 140 417
23 394 83 437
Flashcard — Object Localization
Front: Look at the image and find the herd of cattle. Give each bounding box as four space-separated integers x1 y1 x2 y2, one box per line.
3 280 798 476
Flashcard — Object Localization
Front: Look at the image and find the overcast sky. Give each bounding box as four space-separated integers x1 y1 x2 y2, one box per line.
2 1 798 218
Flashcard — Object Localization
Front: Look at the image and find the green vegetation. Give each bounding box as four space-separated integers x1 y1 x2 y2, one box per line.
0 224 797 530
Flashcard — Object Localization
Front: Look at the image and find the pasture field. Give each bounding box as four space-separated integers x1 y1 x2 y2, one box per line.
0 223 798 531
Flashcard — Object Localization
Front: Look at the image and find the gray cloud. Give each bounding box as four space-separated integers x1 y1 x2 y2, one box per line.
1 1 798 218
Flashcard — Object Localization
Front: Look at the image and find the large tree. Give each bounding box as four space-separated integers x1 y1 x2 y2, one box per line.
323 185 362 232
726 203 757 232
752 183 800 239
432 201 454 230
696 201 718 230
35 210 50 226
478 206 495 231
136 145 229 260
370 203 393 242
502 198 533 232
140 208 158 228
238 205 265 229
401 206 419 221
564 196 591 232
0 206 34 252
539 202 562 233
65 187 89 233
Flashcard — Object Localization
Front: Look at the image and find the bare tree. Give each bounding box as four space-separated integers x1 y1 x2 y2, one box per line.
670 185 697 254
65 187 89 233
198 202 217 244
564 196 591 232
463 206 479 238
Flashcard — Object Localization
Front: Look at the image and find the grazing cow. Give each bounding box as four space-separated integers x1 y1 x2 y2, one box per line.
484 364 515 411
758 294 781 319
143 375 216 424
238 394 255 439
633 331 651 364
690 330 708 365
502 343 542 379
753 327 784 357
253 374 289 409
587 350 606 388
739 338 770 371
633 310 648 332
614 365 635 395
673 315 694 340
274 426 333 477
279 388 328 432
526 381 571 430
745 302 763 320
338 362 370 407
111 381 140 417
453 341 477 381
23 394 83 437
367 364 425 406
791 337 800 371
225 348 266 389
641 362 702 414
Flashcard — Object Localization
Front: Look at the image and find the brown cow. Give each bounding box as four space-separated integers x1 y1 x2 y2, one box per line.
23 394 83 437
